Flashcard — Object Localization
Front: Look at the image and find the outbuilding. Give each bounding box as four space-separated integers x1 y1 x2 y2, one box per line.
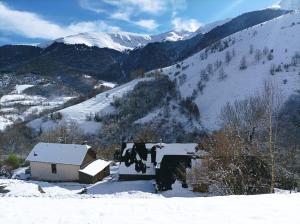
79 159 111 184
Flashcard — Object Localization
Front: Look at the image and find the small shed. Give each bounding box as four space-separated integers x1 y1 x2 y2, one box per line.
79 159 111 184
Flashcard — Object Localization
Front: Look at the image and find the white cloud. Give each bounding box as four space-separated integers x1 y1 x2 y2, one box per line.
79 0 190 32
110 10 132 22
68 21 121 33
0 2 66 39
78 0 106 13
172 17 201 32
135 19 159 31
103 0 166 14
0 2 121 40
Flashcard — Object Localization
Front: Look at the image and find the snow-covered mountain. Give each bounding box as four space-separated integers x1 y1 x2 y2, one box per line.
279 0 300 10
39 32 152 51
38 31 196 51
38 19 231 51
192 18 232 38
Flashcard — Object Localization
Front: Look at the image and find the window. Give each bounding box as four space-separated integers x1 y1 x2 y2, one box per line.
51 164 57 174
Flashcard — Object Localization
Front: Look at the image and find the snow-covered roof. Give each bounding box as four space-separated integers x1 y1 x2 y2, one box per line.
156 143 197 162
155 143 198 168
79 159 111 176
26 143 91 165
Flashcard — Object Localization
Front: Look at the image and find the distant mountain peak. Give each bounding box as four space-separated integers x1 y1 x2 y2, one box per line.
38 19 230 52
279 0 300 10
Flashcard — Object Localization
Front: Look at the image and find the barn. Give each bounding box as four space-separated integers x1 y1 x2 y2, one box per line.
26 143 110 183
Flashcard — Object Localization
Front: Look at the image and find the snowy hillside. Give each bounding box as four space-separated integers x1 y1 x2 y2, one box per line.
154 10 300 130
29 78 152 134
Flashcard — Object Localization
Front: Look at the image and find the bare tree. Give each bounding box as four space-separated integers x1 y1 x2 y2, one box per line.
39 122 85 144
240 56 247 70
249 44 254 55
261 80 282 193
218 68 228 81
255 49 263 63
219 80 282 193
225 51 232 64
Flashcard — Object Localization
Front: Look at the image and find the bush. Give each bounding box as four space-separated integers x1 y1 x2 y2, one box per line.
50 112 63 121
5 153 20 169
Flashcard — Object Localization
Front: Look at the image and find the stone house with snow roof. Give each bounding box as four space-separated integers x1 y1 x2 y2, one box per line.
26 143 110 183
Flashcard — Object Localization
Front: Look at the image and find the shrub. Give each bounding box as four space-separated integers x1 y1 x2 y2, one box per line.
5 153 20 169
94 113 102 122
50 112 62 121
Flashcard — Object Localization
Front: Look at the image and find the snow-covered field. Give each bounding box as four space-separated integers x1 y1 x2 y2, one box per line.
0 177 299 224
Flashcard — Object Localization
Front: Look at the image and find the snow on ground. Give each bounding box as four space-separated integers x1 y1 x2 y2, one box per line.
13 84 34 94
0 179 88 196
1 165 299 223
0 186 299 224
29 78 153 134
157 10 300 130
94 81 117 89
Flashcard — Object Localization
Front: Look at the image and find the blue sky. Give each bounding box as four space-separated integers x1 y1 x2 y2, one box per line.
0 0 280 45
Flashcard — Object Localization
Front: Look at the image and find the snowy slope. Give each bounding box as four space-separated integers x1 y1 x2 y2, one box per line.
29 78 153 134
156 10 300 130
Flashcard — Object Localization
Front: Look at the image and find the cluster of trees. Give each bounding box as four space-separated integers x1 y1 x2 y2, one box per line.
270 51 300 76
189 81 300 194
99 76 178 145
179 97 200 121
241 46 275 71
